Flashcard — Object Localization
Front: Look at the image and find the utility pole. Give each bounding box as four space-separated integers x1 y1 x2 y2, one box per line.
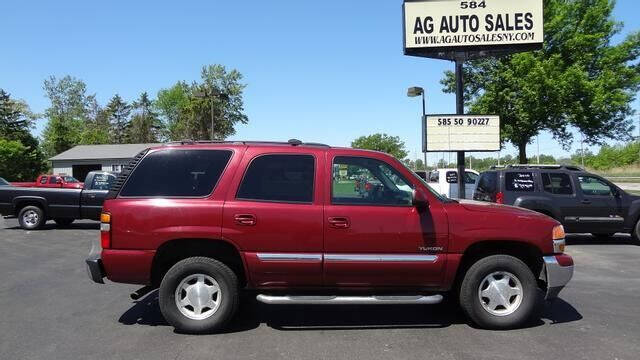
537 135 540 164
455 58 466 199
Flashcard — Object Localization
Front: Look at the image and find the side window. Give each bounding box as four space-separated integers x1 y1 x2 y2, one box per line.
49 177 58 184
91 173 116 191
40 176 48 184
236 154 314 203
476 172 497 194
120 149 232 197
428 170 439 183
465 171 478 184
542 173 574 195
505 172 535 192
445 171 458 184
578 175 613 196
332 156 413 206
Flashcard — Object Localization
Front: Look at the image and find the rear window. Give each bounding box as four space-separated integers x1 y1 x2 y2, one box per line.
476 172 497 194
91 173 117 190
236 154 314 203
119 149 232 197
542 173 574 195
505 172 535 192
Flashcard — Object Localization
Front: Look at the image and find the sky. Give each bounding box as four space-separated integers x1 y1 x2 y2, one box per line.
1 0 639 166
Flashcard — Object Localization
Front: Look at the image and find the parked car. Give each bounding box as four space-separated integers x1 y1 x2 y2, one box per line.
0 177 10 186
12 174 84 189
427 168 479 199
0 171 118 229
473 165 640 239
86 140 573 334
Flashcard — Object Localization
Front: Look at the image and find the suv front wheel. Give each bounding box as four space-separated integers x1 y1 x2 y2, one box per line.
159 257 239 334
459 255 539 329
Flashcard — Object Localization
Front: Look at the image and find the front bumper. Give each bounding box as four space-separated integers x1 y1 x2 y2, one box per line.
543 254 574 299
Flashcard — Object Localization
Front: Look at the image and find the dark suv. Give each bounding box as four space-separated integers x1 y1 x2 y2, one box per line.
474 165 640 239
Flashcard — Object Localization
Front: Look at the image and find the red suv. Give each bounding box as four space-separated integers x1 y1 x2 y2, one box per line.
86 140 573 333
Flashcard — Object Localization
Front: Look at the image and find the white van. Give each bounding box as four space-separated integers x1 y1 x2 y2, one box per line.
426 168 479 199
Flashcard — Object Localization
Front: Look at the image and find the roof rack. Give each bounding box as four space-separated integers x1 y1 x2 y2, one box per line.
161 139 330 148
504 164 584 171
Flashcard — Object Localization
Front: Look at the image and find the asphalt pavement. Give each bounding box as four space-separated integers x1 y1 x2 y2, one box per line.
1 217 639 360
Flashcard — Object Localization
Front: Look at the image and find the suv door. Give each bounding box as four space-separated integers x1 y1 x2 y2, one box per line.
323 153 448 288
222 148 325 287
81 173 116 220
540 172 581 232
572 174 625 233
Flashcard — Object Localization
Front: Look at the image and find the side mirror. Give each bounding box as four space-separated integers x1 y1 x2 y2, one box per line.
412 189 429 208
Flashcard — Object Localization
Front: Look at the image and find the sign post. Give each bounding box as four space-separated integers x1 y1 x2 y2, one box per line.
403 0 543 199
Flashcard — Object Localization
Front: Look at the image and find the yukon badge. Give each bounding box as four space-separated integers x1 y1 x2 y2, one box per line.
419 246 443 252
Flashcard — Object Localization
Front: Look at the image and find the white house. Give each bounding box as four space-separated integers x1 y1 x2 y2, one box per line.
49 143 161 181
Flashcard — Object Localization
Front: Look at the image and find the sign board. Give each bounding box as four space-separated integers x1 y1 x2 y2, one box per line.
423 115 500 152
403 0 544 59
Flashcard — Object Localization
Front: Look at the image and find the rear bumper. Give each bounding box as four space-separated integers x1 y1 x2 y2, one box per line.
543 254 574 300
85 255 105 284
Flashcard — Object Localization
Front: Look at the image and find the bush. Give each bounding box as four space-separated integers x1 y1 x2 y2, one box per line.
0 139 46 181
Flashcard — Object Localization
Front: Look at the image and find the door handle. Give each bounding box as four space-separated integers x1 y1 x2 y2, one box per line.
234 214 257 226
328 217 350 229
581 200 591 205
88 194 96 199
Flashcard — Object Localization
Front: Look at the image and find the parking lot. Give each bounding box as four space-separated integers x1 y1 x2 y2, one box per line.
1 217 639 360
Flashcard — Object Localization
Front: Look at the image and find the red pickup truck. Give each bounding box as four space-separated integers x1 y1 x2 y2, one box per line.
13 174 84 189
86 140 573 334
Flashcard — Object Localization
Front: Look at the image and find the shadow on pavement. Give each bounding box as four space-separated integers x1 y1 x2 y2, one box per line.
566 234 638 246
118 290 582 333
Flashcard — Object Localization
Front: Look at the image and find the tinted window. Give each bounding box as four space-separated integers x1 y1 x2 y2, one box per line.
542 173 573 195
332 156 413 206
49 177 58 184
237 154 314 203
578 175 613 196
446 171 458 184
63 176 79 183
505 172 535 192
40 176 48 184
476 172 497 194
120 149 232 197
465 171 479 184
428 171 439 182
91 173 117 190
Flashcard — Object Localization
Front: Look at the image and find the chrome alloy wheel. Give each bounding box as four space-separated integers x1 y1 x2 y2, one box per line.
175 274 222 320
23 210 39 227
478 271 523 316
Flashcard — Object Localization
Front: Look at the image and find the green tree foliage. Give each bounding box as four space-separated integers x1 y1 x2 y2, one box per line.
351 133 409 160
156 65 249 141
574 141 640 170
41 76 92 157
80 96 111 145
127 92 163 143
441 0 640 163
105 94 131 144
0 89 47 180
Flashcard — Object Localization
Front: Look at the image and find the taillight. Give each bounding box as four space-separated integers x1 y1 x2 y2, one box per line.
495 192 504 204
100 212 111 249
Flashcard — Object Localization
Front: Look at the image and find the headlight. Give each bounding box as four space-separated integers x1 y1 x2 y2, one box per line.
552 225 566 253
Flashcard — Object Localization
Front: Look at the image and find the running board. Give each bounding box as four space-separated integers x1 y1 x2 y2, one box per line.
256 294 443 305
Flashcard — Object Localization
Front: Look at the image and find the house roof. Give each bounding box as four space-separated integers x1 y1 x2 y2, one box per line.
49 143 162 161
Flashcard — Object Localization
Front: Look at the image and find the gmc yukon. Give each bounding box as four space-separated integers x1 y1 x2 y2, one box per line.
86 140 573 333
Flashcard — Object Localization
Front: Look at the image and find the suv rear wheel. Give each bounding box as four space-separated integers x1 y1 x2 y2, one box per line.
159 257 239 334
632 219 640 243
459 255 539 329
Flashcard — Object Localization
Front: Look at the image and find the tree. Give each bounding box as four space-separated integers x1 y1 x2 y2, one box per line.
156 65 249 141
41 76 91 157
441 0 640 163
128 92 164 143
351 133 408 160
105 94 131 144
0 89 47 180
80 95 111 145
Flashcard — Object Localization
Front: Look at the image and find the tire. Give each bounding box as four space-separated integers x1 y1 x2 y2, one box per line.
18 205 45 230
159 257 239 334
632 220 640 243
54 218 74 227
459 255 539 330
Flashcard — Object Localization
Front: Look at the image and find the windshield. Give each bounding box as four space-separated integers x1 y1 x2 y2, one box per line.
63 176 79 183
0 177 9 186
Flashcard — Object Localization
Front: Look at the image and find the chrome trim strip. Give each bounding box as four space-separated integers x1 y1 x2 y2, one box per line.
256 294 443 305
256 253 322 261
324 254 438 262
